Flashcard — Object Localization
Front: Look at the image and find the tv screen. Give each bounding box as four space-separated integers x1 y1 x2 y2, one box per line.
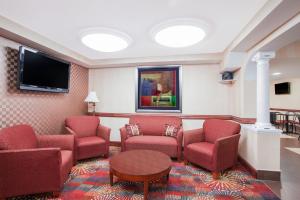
18 46 70 93
275 82 290 95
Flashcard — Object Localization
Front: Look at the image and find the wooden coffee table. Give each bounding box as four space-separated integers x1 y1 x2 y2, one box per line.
109 150 172 200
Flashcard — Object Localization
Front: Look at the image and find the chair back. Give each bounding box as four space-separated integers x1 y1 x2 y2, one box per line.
129 116 182 136
65 116 99 138
203 119 241 143
0 125 38 150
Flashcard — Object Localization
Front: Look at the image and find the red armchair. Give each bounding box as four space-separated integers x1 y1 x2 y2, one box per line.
120 116 183 160
184 119 241 179
0 125 74 198
65 116 111 161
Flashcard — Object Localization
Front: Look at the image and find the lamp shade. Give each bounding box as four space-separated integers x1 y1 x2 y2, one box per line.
84 91 99 103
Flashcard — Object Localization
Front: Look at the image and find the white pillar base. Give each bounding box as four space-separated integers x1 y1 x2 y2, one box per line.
254 122 275 130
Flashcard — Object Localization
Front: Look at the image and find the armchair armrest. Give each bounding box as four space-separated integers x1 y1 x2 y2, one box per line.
97 125 111 157
120 127 128 151
65 126 79 162
0 148 62 197
37 134 74 151
65 126 77 137
176 128 183 160
213 134 240 171
183 128 204 148
97 125 111 142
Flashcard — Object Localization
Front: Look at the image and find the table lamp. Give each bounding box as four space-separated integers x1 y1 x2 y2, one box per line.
85 91 99 115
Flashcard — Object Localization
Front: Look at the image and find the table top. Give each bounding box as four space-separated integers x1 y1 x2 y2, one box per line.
110 150 172 176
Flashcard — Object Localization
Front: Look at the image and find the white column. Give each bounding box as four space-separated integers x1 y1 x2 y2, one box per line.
252 52 275 129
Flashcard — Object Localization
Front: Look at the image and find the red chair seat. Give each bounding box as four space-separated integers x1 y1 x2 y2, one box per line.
77 136 106 160
186 142 214 162
125 135 177 157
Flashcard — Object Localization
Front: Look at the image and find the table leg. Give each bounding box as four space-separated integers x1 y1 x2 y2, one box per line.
109 170 113 186
144 181 149 200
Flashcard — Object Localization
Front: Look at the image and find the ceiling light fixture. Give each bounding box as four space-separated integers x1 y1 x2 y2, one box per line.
272 72 281 76
151 19 209 48
80 28 131 52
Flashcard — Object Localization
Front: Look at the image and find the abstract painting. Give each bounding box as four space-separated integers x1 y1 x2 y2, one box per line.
136 66 181 112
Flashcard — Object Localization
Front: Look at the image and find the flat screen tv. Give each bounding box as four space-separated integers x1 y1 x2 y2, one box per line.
275 82 290 95
18 46 70 93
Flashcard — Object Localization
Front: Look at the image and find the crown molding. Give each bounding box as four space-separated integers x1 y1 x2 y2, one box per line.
89 53 223 68
0 15 92 67
0 15 223 69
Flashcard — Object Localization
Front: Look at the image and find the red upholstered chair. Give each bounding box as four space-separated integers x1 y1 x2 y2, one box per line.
184 119 241 179
0 125 74 198
65 116 111 161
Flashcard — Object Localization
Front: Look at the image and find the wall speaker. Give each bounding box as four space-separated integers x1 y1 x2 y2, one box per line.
222 71 233 80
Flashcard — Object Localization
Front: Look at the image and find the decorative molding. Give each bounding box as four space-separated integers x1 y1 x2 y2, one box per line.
90 112 255 124
238 155 281 181
238 155 257 178
90 53 223 68
0 15 91 68
110 141 121 147
232 116 256 124
270 107 300 113
257 170 281 181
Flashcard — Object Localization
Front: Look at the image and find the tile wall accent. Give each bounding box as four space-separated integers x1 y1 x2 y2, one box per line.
0 37 88 134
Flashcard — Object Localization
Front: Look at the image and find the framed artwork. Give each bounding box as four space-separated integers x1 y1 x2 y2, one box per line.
136 65 182 112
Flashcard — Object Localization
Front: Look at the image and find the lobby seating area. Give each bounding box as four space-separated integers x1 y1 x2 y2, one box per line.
1 1 300 199
0 118 279 199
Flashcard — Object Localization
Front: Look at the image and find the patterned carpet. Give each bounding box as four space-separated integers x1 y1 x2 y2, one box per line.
11 147 279 200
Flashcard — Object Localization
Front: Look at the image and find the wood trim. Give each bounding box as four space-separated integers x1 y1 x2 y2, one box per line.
232 116 256 124
257 170 281 181
238 155 280 181
238 155 257 178
89 112 256 124
110 141 121 147
270 108 300 113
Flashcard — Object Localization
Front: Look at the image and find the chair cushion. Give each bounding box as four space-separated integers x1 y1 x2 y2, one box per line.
125 135 178 157
60 150 73 184
204 119 241 143
77 136 106 160
186 142 214 163
129 116 182 136
0 125 37 150
65 116 99 138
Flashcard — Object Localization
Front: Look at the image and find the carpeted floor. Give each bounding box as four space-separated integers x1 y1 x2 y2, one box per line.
11 147 280 200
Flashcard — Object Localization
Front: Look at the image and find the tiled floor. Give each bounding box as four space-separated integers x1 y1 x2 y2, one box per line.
264 136 300 200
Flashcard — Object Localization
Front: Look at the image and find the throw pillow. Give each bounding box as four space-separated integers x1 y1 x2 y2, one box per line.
164 124 179 137
125 124 140 137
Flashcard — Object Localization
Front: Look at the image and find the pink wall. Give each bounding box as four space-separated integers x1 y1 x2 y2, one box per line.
0 37 88 134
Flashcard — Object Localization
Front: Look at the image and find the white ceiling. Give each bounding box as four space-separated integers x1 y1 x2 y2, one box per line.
0 0 267 61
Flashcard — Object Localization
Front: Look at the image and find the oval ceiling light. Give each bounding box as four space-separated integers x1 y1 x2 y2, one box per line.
151 19 209 48
155 25 205 48
80 28 131 52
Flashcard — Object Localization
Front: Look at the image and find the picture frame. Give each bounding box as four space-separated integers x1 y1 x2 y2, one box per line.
135 65 182 112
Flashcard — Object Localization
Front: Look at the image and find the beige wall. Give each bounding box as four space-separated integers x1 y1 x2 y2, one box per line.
89 64 234 141
270 78 300 109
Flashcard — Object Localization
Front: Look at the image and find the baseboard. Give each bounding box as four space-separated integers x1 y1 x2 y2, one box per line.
257 170 281 181
110 141 121 147
238 155 257 178
238 155 280 181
